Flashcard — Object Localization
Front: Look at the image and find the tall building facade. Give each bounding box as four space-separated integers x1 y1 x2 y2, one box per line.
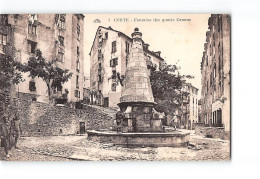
201 14 230 132
181 84 199 129
89 26 164 108
0 14 84 103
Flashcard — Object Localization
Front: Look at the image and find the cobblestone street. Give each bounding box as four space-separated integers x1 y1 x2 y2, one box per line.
0 131 230 161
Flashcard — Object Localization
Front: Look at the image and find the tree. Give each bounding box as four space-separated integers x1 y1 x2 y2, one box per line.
150 63 193 116
17 49 73 103
0 37 23 116
0 46 23 91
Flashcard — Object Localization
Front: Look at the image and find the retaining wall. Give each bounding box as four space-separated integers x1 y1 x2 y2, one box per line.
16 93 114 136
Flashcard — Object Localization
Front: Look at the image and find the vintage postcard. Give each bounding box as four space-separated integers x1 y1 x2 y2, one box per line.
0 14 230 161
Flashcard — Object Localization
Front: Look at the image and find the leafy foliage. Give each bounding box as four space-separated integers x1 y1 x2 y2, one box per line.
0 44 23 90
17 49 73 102
150 63 194 115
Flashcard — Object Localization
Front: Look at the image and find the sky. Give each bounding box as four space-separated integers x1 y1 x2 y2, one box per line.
83 14 210 97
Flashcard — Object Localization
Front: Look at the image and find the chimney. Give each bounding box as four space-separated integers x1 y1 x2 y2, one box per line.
154 51 161 57
143 43 149 50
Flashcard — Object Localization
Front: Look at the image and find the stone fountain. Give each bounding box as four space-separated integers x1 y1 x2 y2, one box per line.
87 28 190 147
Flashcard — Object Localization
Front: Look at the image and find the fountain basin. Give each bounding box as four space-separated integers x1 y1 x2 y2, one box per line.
87 130 190 147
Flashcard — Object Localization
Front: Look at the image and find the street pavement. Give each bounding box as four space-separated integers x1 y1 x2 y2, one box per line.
0 131 230 161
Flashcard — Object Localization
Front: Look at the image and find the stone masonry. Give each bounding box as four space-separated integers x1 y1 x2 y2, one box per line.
16 92 113 136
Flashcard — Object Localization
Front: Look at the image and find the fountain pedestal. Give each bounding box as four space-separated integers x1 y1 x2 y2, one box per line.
116 103 162 133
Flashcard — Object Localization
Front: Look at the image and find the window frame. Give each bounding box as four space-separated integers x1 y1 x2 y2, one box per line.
111 41 117 53
29 81 36 92
111 83 117 92
76 75 79 89
76 60 80 72
58 36 65 46
125 41 129 53
27 40 37 54
58 52 64 62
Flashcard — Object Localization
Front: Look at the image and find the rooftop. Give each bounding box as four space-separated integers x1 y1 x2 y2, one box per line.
89 26 164 62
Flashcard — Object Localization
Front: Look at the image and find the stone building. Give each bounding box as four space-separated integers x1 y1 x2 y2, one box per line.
181 84 199 130
200 14 230 132
0 14 85 104
89 26 164 108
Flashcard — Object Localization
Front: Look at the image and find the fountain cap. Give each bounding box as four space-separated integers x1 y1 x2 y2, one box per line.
131 27 142 38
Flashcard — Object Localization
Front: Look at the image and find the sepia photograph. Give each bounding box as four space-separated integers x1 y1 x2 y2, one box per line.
0 13 230 161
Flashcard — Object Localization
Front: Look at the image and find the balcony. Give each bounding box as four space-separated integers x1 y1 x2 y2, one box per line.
27 33 38 42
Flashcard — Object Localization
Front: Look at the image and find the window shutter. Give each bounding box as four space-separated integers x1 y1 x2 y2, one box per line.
110 59 112 67
3 35 7 45
27 41 31 53
115 58 118 65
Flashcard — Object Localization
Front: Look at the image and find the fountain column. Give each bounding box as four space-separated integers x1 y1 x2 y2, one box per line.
116 28 163 132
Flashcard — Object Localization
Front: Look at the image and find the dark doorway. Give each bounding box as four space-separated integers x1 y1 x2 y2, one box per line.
132 118 137 132
104 97 109 107
217 109 222 127
80 122 85 134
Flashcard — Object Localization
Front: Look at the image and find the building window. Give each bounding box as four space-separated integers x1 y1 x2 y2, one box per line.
98 63 102 70
57 52 64 62
57 14 66 29
58 36 64 46
27 40 37 54
54 82 62 92
213 64 216 78
111 83 116 92
0 34 7 45
110 58 118 67
77 23 80 41
218 16 222 32
98 74 102 82
76 60 80 72
29 81 36 91
98 29 102 37
111 41 117 53
74 90 80 98
125 41 130 53
57 84 62 92
126 56 128 67
104 32 108 39
76 75 79 88
98 41 102 48
77 46 80 56
112 70 117 79
28 14 37 25
98 50 102 60
28 24 37 35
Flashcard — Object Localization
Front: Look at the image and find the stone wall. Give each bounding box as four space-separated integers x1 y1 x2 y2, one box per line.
16 92 113 136
195 125 230 140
